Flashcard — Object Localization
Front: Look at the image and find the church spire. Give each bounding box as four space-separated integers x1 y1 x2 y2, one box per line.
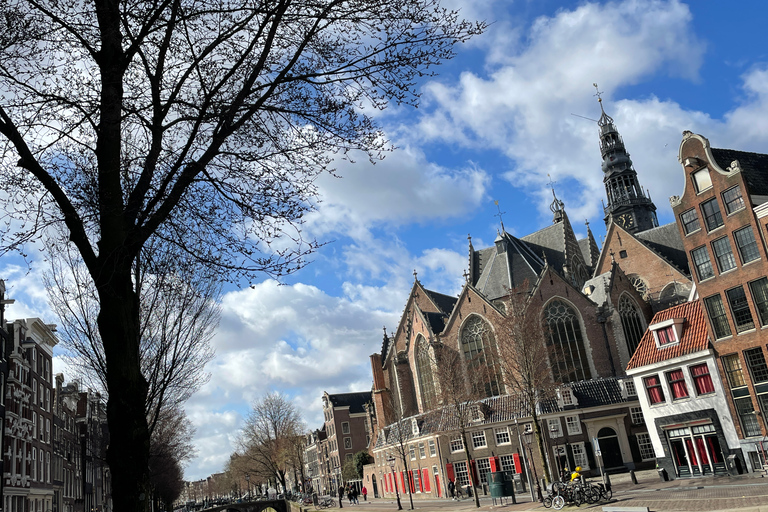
593 83 658 234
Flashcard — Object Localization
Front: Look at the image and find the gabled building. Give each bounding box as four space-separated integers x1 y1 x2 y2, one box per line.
627 300 741 479
321 391 372 491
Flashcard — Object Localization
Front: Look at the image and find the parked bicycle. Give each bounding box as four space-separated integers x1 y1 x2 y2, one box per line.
543 479 612 509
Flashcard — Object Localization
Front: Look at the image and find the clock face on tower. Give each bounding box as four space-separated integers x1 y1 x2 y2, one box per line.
617 213 635 229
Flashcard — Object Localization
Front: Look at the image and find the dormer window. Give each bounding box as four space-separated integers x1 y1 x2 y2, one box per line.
650 318 684 348
411 418 419 435
692 168 712 193
558 387 575 407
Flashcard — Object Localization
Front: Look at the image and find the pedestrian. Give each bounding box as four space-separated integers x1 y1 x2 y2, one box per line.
338 485 345 508
448 479 455 500
347 485 353 505
352 487 359 505
361 486 367 502
560 466 570 483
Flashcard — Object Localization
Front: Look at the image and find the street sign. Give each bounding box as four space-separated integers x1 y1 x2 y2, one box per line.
593 437 601 456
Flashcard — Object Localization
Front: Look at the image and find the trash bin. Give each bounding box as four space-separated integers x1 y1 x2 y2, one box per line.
657 467 668 481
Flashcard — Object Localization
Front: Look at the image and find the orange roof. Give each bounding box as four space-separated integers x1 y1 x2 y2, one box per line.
626 300 710 370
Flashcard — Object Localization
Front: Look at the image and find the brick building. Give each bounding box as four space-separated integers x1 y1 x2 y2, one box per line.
670 131 768 472
320 391 372 492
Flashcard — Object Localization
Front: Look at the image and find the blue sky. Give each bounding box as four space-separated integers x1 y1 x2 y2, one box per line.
4 0 768 480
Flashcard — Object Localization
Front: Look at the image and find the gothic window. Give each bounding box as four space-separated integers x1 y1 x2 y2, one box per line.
618 296 644 357
415 335 437 410
627 275 649 300
460 316 502 397
545 300 592 383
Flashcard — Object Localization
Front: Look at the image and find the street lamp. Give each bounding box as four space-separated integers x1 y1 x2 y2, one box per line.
522 427 543 502
386 456 402 511
245 473 250 501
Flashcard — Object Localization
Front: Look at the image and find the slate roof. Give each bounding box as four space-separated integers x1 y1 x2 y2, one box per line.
711 147 768 197
626 300 709 371
424 311 449 335
327 391 372 414
635 223 690 276
424 289 458 316
521 223 567 273
373 378 630 448
578 238 594 271
473 233 545 300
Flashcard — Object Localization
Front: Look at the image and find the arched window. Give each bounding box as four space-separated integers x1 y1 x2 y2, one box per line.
460 316 502 397
628 274 649 300
415 335 437 410
545 300 591 383
619 295 644 357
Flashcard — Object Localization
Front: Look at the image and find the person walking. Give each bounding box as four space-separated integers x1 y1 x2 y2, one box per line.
338 485 345 508
352 487 359 505
361 486 367 502
448 480 455 500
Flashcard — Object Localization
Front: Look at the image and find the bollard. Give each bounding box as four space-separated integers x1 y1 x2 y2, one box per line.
604 472 612 491
629 469 638 485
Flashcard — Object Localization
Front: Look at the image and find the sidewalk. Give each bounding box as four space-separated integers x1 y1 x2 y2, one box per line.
354 468 768 512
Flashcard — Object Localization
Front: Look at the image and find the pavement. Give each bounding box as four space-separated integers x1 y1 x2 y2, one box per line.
338 469 768 512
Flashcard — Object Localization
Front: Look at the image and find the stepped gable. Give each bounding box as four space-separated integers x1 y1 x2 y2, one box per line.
473 232 545 300
627 300 708 370
711 147 768 196
635 222 690 276
328 391 373 414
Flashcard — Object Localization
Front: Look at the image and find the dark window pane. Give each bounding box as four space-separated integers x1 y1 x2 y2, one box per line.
712 237 736 272
722 354 746 388
735 396 761 437
680 209 700 234
727 286 755 333
734 226 760 264
749 278 768 327
691 246 714 281
705 294 732 339
723 186 745 214
745 347 768 383
701 198 724 231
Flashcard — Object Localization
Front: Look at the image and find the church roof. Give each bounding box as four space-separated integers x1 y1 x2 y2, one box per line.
423 289 458 316
424 311 449 334
582 271 612 307
626 300 709 371
635 222 690 276
473 233 545 300
521 222 568 272
711 147 768 197
326 391 372 413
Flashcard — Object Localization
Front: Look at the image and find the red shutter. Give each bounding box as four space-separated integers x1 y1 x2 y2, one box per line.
435 474 441 497
513 453 523 474
422 469 431 492
489 456 499 472
445 462 455 482
399 471 405 493
407 470 415 493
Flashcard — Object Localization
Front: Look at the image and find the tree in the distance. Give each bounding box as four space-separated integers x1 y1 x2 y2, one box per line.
0 2 484 510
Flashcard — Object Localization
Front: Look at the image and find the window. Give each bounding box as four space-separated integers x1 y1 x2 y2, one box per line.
723 186 745 214
494 427 510 445
712 237 736 273
546 300 592 382
548 418 562 438
701 198 724 231
734 227 760 264
680 209 701 234
691 246 715 281
571 442 589 469
499 454 516 473
690 363 715 395
751 278 768 327
342 422 350 434
727 286 755 333
624 380 637 397
560 387 573 406
656 325 676 346
428 439 436 457
476 458 491 484
692 168 712 192
722 354 746 388
412 469 421 492
460 316 502 397
418 443 426 458
472 430 487 449
636 433 655 460
745 347 768 383
619 250 627 258
630 407 644 424
565 416 581 435
409 445 416 460
705 294 732 339
644 375 665 404
735 396 761 437
619 296 645 356
666 369 689 399
450 436 464 453
454 461 469 486
344 437 352 450
415 335 437 410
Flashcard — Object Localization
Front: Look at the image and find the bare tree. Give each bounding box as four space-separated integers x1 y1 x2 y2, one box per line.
495 284 557 486
430 345 494 509
380 392 417 510
0 1 484 509
43 235 219 435
148 405 196 510
239 392 307 492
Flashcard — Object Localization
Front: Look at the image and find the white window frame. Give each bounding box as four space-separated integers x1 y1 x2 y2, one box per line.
494 427 511 445
630 407 645 425
342 421 350 434
571 442 589 469
409 445 416 460
637 433 655 460
548 418 562 438
454 461 469 486
472 430 487 449
418 442 426 459
565 415 581 435
499 454 516 473
476 458 491 484
428 439 436 457
450 436 464 453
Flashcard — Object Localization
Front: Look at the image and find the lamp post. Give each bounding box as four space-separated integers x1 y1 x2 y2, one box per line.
387 456 402 510
245 473 250 501
522 428 543 502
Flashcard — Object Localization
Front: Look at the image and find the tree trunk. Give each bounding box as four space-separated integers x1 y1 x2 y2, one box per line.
97 267 151 512
532 412 551 484
460 430 480 508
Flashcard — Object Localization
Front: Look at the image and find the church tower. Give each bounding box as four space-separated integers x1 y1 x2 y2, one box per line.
595 85 658 234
